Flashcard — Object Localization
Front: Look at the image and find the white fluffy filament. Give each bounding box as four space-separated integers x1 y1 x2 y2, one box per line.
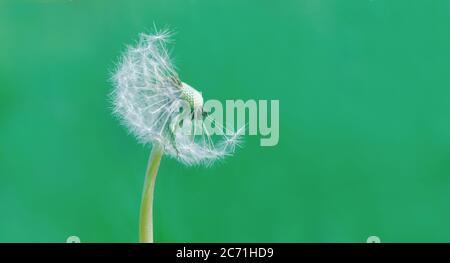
112 31 241 166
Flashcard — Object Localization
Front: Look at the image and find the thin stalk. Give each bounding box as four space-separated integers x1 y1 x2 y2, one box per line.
139 143 164 243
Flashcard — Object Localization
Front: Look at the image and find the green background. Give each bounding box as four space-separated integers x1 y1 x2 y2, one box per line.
1 0 450 242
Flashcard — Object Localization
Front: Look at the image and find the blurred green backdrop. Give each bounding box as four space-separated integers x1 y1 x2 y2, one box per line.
1 0 450 242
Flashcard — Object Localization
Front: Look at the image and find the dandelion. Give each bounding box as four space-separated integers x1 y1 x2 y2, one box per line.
111 30 242 242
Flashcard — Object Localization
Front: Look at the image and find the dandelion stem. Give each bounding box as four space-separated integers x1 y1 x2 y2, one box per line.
139 143 164 243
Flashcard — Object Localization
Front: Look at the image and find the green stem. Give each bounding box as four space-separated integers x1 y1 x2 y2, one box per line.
139 143 164 243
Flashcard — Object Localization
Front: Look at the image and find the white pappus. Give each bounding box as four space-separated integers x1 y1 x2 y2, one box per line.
111 30 242 166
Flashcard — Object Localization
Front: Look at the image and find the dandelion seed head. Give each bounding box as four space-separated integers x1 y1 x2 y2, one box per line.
180 82 204 114
111 30 241 166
